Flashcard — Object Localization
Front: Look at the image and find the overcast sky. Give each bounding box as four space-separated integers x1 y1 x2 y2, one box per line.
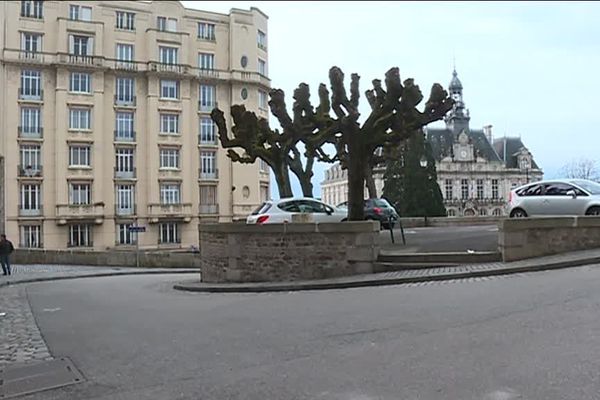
183 1 600 199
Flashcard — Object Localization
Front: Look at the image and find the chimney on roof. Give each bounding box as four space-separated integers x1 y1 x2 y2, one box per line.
483 124 493 144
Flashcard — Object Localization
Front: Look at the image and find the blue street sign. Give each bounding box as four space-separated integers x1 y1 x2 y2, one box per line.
128 226 146 233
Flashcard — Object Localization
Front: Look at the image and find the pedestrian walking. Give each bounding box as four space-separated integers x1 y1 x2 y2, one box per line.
0 234 14 276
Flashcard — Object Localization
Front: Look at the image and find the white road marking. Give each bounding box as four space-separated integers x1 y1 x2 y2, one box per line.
42 307 61 313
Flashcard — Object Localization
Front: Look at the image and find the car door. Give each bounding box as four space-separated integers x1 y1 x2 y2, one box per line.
518 183 546 215
276 200 301 223
544 182 588 215
299 199 334 223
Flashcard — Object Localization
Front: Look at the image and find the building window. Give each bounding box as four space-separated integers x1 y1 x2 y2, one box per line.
115 77 135 104
444 179 453 200
258 58 267 76
20 107 42 135
69 35 93 56
116 185 134 215
476 179 484 199
447 209 456 217
198 53 215 70
200 185 217 205
199 85 216 111
260 185 269 202
159 223 180 244
160 114 179 134
115 112 134 140
20 184 41 213
160 184 180 204
258 90 268 109
197 22 215 40
259 159 269 173
69 108 91 130
69 145 91 167
69 183 91 205
159 148 180 169
157 16 177 32
492 179 499 200
21 1 43 19
20 70 42 99
69 224 92 247
21 32 42 54
69 72 91 94
115 147 134 174
20 145 41 171
116 11 135 31
461 179 469 200
479 208 488 216
20 225 42 248
159 46 178 64
257 29 267 50
199 117 216 144
200 151 217 179
160 80 179 100
116 43 134 61
117 223 135 245
69 4 92 21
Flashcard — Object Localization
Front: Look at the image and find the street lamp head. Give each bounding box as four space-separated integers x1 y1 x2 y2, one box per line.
419 155 427 168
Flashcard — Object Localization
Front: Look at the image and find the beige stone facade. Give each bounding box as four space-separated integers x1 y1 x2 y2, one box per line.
0 1 270 250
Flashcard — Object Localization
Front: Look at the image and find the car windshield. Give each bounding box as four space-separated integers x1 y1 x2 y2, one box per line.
251 202 272 215
572 180 600 195
372 199 392 207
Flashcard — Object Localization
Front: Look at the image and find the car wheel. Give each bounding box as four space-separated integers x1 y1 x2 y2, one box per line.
585 206 600 216
510 208 528 218
341 218 348 222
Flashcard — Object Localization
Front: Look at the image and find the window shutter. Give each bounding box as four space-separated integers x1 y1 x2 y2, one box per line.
87 37 94 55
68 35 74 54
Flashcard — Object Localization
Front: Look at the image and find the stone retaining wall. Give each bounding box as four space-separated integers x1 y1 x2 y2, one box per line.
397 216 503 228
13 249 202 269
499 216 600 261
199 222 380 283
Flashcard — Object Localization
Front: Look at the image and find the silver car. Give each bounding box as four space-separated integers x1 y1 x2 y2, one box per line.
508 179 600 218
247 197 348 224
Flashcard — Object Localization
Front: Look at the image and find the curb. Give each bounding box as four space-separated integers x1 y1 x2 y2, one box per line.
173 256 600 293
0 269 199 289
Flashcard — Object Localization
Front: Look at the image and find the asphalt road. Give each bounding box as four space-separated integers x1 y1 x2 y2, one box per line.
20 266 600 399
379 224 499 252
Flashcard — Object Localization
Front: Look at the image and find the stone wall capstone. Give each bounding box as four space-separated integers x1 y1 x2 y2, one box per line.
199 222 380 283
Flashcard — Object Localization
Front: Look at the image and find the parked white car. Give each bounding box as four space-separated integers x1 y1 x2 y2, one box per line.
247 197 348 224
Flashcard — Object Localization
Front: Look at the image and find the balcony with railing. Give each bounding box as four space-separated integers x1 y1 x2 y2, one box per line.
56 203 105 224
18 88 43 101
147 203 192 222
197 68 224 80
199 204 219 215
113 60 139 72
56 53 104 68
230 70 271 88
18 126 43 139
114 95 136 107
114 167 136 180
199 168 219 180
114 130 136 142
115 204 136 217
18 165 43 177
148 61 187 75
198 101 218 113
18 205 43 217
2 49 50 65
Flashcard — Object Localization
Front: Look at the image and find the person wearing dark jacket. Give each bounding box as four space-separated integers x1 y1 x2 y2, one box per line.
0 234 14 276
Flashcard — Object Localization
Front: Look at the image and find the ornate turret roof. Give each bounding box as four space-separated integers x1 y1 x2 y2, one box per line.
449 69 463 91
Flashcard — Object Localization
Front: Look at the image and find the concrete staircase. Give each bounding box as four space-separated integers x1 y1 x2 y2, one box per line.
375 251 502 273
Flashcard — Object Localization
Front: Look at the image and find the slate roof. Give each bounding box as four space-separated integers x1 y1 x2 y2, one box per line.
493 137 541 169
426 128 503 163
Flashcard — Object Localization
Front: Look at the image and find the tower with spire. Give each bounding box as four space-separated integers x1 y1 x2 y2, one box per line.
444 69 470 134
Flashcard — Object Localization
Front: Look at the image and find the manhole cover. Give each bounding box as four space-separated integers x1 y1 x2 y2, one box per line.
0 357 84 398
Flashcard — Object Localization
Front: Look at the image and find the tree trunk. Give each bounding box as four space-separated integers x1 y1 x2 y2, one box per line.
347 138 365 221
365 164 377 199
298 175 313 197
273 162 293 198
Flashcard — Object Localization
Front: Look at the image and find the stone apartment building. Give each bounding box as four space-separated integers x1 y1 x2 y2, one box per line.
0 0 271 250
321 69 543 216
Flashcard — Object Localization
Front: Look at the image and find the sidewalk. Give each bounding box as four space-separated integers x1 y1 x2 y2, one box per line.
0 264 199 288
174 248 600 293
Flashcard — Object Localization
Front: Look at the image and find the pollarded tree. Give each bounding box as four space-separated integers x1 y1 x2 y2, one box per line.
323 66 453 220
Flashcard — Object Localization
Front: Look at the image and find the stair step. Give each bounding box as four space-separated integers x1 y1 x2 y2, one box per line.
377 251 501 264
374 262 464 273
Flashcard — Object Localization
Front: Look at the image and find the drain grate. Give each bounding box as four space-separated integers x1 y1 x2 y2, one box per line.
0 357 84 398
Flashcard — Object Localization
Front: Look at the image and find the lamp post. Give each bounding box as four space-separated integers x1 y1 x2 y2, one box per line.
420 155 428 227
